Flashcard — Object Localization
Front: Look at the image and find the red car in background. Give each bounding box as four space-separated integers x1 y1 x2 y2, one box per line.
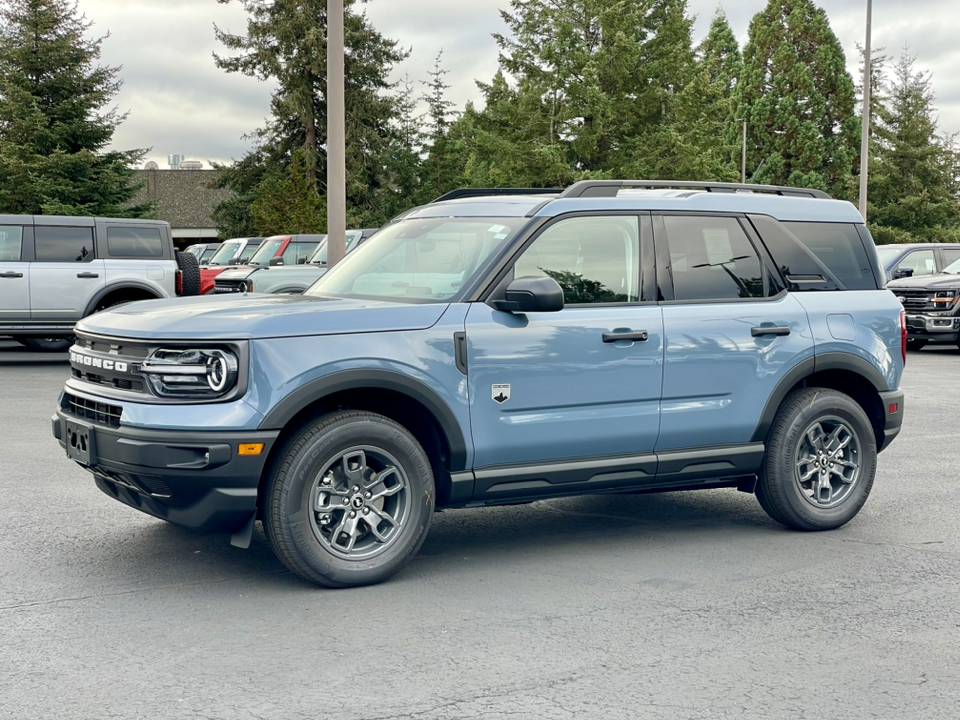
198 235 326 294
198 237 264 295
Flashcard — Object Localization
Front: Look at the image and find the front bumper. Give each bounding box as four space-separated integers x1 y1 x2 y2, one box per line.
53 409 279 533
905 313 960 342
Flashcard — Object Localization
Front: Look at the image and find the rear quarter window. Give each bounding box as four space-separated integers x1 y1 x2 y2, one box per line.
106 226 164 258
781 222 879 290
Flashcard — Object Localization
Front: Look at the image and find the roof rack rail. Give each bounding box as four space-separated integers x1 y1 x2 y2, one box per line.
432 188 562 203
559 180 831 200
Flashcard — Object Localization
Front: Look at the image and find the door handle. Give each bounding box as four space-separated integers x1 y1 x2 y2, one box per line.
751 326 791 337
602 330 649 343
0 271 23 278
76 272 99 279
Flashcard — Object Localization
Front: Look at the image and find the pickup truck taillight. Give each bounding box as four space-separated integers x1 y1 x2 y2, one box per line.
900 310 907 365
175 269 183 296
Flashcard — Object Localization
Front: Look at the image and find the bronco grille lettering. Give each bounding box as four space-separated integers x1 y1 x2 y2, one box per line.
70 351 128 373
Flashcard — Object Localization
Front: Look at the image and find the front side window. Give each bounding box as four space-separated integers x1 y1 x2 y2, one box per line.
307 217 527 302
0 226 24 261
283 242 318 264
35 226 94 263
106 226 163 258
513 216 640 304
662 216 764 301
895 250 936 277
200 246 218 263
236 242 260 263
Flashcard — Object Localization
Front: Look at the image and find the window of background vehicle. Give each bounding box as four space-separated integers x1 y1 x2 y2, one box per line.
283 242 318 264
236 243 260 263
782 222 877 290
895 250 936 277
308 218 527 302
513 216 639 304
0 226 24 261
249 238 286 265
663 216 764 301
106 226 163 258
874 246 904 268
941 248 960 267
35 226 94 263
201 247 218 262
208 242 240 265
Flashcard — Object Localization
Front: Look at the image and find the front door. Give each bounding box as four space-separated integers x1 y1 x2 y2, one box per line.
0 224 30 322
30 225 104 323
466 214 664 496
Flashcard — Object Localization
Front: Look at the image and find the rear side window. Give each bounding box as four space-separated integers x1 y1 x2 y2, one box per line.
35 226 94 263
782 222 878 290
749 215 840 291
662 216 764 301
106 226 163 258
0 226 24 261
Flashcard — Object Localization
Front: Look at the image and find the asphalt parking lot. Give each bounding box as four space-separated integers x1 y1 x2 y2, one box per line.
2 338 959 720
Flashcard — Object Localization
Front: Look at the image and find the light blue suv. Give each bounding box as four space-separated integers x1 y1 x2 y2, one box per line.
53 181 906 588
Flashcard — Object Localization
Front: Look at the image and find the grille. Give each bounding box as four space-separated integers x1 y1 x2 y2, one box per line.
71 367 143 392
214 280 246 294
892 290 935 312
65 393 123 428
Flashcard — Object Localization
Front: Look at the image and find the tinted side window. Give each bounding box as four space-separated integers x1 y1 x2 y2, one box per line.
749 215 839 291
35 226 94 263
106 226 163 258
236 244 258 263
782 223 878 290
0 226 24 261
662 216 763 301
514 216 640 305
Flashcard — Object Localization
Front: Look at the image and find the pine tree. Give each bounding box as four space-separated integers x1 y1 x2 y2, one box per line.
213 0 407 230
419 51 460 200
0 0 148 216
735 0 858 196
868 49 960 241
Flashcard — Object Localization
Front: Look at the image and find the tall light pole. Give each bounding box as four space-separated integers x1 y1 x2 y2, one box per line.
326 0 346 267
858 0 872 221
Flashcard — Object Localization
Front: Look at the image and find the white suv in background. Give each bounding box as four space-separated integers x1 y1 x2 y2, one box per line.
0 215 199 351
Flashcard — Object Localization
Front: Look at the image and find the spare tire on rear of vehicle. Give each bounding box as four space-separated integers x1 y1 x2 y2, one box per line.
175 250 201 296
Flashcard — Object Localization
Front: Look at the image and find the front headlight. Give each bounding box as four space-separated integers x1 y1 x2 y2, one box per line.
935 290 956 298
140 348 239 398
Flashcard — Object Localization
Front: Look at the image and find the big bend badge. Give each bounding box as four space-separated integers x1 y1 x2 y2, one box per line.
492 384 511 404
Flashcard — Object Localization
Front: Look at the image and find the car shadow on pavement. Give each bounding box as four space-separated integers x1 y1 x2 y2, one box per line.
0 339 69 365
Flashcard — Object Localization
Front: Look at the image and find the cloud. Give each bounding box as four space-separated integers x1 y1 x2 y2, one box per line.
78 0 960 167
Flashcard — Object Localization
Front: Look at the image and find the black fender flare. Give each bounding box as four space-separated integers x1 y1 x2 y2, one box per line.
84 282 163 317
258 368 468 471
751 352 890 443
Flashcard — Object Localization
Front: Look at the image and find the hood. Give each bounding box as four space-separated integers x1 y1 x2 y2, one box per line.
215 266 264 282
77 294 450 340
887 273 960 290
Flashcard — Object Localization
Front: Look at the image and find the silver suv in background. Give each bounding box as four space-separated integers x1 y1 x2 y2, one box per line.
0 215 199 351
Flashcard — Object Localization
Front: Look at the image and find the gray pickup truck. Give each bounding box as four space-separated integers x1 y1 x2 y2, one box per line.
0 215 199 351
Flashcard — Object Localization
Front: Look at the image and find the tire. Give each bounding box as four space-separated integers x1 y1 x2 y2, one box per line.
264 411 435 588
907 339 927 351
22 337 74 352
13 336 29 347
175 250 201 296
756 388 877 531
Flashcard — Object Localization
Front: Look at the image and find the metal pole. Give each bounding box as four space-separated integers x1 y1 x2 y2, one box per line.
741 118 747 184
858 0 872 221
326 0 346 266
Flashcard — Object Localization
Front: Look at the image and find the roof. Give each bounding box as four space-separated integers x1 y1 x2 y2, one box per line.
409 190 864 224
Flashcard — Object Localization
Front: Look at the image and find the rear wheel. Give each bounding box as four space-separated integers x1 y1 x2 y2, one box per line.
756 388 876 531
264 411 434 588
22 337 73 352
906 339 927 351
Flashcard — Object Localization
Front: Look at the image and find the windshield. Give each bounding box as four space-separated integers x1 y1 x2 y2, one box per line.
184 245 202 257
305 218 527 302
207 242 242 266
874 246 904 267
248 238 287 265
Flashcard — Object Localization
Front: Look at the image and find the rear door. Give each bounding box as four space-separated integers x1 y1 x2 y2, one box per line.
654 214 813 452
0 223 30 322
100 223 173 297
30 223 104 322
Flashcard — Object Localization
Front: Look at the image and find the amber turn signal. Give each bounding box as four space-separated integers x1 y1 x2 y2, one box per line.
238 443 264 456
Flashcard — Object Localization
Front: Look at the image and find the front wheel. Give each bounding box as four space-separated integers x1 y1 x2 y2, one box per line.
264 411 435 588
756 388 877 531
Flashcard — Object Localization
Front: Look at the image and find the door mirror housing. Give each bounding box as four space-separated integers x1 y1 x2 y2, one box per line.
268 257 284 267
892 267 914 279
493 275 564 313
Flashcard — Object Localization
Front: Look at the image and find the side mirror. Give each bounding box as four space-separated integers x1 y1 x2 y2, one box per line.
269 257 284 267
298 257 307 264
893 268 914 279
493 275 564 313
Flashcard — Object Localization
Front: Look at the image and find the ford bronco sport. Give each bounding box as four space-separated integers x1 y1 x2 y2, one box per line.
52 181 906 588
0 215 199 352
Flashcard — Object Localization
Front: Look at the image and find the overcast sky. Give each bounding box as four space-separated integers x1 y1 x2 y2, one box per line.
80 0 960 169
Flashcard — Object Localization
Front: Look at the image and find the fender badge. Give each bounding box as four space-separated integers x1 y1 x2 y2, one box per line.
492 384 511 404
